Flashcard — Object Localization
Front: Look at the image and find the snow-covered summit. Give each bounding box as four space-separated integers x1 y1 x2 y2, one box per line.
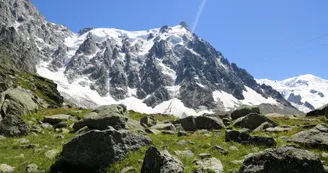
257 75 328 113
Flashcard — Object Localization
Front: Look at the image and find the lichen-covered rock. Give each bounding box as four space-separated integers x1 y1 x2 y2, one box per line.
226 130 276 147
43 114 71 125
141 146 184 173
0 164 15 173
173 116 197 131
195 116 225 130
239 145 327 173
0 114 30 137
233 113 278 131
73 105 129 131
62 129 151 171
140 115 156 127
230 107 260 120
290 124 328 150
194 158 224 173
0 88 38 117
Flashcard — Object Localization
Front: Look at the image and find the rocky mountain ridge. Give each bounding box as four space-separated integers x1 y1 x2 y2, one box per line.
0 0 302 116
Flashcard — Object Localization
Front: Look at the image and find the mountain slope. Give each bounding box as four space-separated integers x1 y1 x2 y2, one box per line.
257 74 328 113
0 0 301 116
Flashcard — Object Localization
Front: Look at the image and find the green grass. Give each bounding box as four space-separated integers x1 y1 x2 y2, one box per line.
107 115 328 173
0 108 93 172
2 108 328 173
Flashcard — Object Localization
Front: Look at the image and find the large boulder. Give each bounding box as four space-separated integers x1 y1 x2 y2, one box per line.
231 107 260 120
140 115 156 127
173 116 197 131
225 130 276 147
290 124 328 150
150 123 176 131
194 158 224 173
62 129 151 171
239 145 327 173
43 114 71 125
93 104 128 117
73 115 128 131
232 113 278 131
306 104 328 117
141 146 184 173
195 116 225 130
0 88 38 117
73 105 129 131
0 114 30 137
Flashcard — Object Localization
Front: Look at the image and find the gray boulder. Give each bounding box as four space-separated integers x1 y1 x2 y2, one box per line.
0 88 38 117
0 164 15 173
73 114 128 131
194 158 224 173
140 115 156 127
25 163 39 173
233 113 278 131
93 104 128 117
195 116 225 130
252 122 275 132
290 124 328 150
231 107 260 120
173 116 197 131
141 146 184 173
239 145 326 173
43 114 71 125
0 114 30 137
73 105 129 131
225 130 276 147
306 104 328 118
151 123 176 131
62 129 151 171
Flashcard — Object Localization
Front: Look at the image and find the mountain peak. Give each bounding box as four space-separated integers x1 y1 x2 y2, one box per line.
258 75 328 113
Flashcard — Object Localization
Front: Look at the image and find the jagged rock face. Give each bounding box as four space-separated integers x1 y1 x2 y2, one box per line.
0 0 300 116
0 0 72 72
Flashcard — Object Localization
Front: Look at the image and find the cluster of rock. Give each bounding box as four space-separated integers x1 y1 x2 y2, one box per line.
0 64 64 137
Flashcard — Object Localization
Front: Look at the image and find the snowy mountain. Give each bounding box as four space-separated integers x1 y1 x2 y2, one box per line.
0 0 302 117
257 74 328 113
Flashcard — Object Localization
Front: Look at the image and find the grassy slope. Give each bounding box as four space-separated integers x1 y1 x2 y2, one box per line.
0 109 327 173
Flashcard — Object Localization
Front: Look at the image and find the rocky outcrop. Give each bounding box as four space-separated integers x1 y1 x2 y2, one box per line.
194 116 225 130
62 129 151 171
141 146 184 173
73 104 129 131
173 116 197 131
194 158 224 173
172 115 224 131
230 107 260 120
0 114 30 137
140 115 157 127
225 130 276 146
0 88 38 117
232 113 278 131
306 104 328 117
290 124 328 150
43 114 72 125
239 145 327 173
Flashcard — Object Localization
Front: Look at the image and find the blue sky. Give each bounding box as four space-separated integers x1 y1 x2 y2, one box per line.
31 0 328 80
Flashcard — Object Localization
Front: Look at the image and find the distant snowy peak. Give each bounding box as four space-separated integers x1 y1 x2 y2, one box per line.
257 75 328 113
